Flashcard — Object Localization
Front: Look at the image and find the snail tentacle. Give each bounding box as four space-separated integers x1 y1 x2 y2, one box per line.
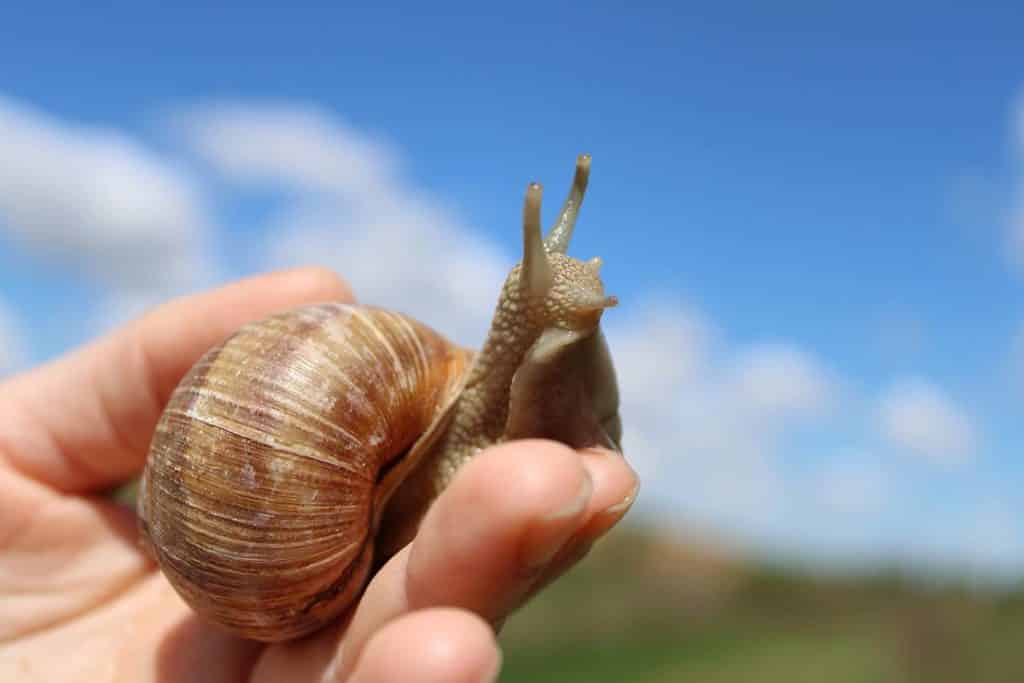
544 153 591 254
521 182 552 297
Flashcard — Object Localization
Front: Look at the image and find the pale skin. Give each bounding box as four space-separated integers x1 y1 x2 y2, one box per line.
0 268 639 682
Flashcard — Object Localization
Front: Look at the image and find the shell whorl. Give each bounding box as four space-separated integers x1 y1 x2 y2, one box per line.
138 303 471 641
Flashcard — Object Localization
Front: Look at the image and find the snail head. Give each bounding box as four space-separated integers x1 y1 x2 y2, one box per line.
519 154 617 333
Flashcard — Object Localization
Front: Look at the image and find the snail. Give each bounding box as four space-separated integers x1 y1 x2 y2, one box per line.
137 154 623 642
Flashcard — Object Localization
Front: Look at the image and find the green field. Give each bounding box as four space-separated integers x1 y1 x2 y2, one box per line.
500 527 1024 682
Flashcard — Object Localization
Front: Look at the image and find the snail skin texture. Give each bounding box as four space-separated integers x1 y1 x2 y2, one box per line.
138 155 623 642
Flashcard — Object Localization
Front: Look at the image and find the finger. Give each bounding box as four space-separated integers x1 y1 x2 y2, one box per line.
342 608 500 683
337 440 637 678
0 469 151 642
408 443 637 619
522 446 641 597
248 617 351 683
108 576 263 683
0 268 353 493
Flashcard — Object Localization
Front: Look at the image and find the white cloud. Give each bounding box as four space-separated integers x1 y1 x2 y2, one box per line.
815 455 887 514
177 102 507 346
269 203 506 348
0 96 219 332
176 103 399 200
728 344 835 421
0 97 213 290
605 307 838 538
876 379 976 465
960 502 1024 579
895 493 1024 582
610 304 710 407
0 298 27 376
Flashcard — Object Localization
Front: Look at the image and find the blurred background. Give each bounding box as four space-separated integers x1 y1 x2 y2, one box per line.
2 3 1023 680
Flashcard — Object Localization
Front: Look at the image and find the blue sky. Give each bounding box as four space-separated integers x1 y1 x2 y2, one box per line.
1 3 1022 578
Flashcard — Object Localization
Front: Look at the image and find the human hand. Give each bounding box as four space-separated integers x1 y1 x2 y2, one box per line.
0 269 639 682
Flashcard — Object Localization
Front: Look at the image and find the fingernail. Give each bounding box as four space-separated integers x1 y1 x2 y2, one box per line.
521 472 592 569
542 471 593 522
588 478 640 538
606 478 640 516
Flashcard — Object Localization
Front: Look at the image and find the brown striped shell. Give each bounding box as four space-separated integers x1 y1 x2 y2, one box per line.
138 154 624 643
138 304 472 641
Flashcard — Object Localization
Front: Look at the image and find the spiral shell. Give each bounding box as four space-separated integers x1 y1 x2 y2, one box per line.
138 303 471 641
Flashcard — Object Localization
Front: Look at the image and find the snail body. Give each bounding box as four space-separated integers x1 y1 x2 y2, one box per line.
138 155 621 641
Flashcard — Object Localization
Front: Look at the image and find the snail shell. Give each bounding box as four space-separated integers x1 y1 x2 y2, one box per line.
138 305 471 640
138 155 622 641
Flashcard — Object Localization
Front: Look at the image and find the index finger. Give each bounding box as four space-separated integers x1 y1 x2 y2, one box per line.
0 268 354 494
